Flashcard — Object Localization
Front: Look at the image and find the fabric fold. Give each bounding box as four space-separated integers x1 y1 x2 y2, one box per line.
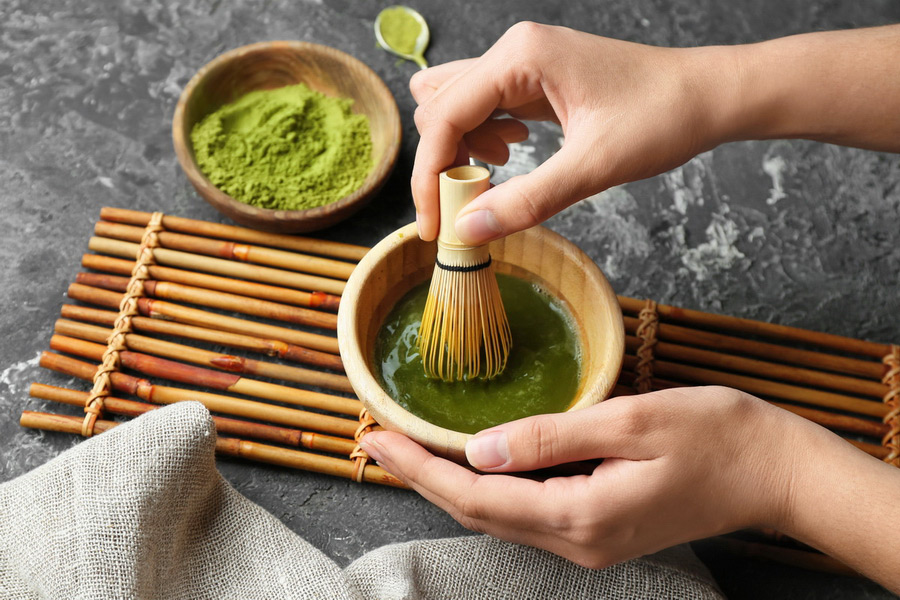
0 402 722 599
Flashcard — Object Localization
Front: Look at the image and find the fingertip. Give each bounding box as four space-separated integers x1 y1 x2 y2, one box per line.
455 207 503 245
466 429 509 471
359 430 390 462
416 213 438 241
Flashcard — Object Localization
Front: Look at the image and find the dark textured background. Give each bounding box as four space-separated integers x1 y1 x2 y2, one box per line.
1 1 899 598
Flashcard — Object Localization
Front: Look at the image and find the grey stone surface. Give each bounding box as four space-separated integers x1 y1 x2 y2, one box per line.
0 0 898 598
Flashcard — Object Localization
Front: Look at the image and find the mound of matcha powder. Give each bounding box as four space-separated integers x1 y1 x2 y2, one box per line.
191 83 373 210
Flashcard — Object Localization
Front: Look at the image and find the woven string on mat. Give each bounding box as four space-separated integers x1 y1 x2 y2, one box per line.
350 408 378 482
634 299 659 394
882 345 900 466
81 211 164 437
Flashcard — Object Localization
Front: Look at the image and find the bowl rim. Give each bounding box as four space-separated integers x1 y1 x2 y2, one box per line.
338 222 625 462
172 40 401 225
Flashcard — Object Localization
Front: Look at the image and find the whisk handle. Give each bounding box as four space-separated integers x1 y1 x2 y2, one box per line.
438 166 491 248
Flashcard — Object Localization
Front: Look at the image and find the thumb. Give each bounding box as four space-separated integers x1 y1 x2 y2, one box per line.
465 398 650 472
454 142 598 245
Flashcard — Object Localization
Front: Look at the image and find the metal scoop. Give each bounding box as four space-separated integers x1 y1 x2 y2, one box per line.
374 6 430 69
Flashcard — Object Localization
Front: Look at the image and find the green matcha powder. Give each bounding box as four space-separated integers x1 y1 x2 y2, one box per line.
379 7 423 55
191 83 373 211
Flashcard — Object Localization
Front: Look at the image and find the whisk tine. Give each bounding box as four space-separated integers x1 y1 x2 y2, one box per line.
417 166 512 381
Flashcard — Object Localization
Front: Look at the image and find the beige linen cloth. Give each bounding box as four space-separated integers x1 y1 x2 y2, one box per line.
0 402 723 599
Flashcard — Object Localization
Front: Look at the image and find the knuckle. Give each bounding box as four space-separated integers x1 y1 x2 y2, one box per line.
575 551 616 571
413 102 440 132
719 385 759 417
508 184 553 229
456 487 486 524
409 69 429 98
492 22 548 71
522 415 564 466
614 399 651 438
503 21 546 45
559 517 605 550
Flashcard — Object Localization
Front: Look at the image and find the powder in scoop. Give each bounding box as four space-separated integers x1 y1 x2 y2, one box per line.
191 83 373 211
378 7 423 55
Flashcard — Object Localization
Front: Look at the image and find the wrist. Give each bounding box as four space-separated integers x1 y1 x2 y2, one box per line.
735 398 807 532
701 28 900 148
670 44 750 153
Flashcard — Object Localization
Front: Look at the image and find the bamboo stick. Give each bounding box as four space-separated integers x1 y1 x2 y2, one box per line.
19 411 404 488
59 304 344 371
53 319 354 393
623 335 887 399
95 221 357 280
616 370 889 441
89 236 347 296
621 355 887 418
65 283 340 355
618 296 891 359
82 254 341 312
39 351 359 437
29 382 356 454
622 316 884 381
49 335 361 416
74 273 337 331
100 207 370 262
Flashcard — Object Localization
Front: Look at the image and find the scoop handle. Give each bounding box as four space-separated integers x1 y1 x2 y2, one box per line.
438 166 490 249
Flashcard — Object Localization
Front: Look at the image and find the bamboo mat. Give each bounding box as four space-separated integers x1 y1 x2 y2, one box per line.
20 207 900 576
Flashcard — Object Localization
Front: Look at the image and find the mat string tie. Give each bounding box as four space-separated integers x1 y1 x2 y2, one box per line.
350 408 378 483
634 299 659 395
881 345 900 466
81 211 164 437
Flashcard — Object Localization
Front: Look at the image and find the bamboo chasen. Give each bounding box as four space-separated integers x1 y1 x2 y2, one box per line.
621 315 883 380
59 304 344 371
82 254 341 312
622 334 887 399
74 274 338 331
40 351 359 437
30 382 357 455
53 319 354 393
19 411 404 488
100 207 370 262
89 236 347 295
95 221 357 280
65 283 340 354
618 296 892 359
48 335 361 416
621 354 887 418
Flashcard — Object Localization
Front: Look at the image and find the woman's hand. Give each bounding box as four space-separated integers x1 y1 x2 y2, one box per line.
360 387 799 569
361 386 900 592
410 23 736 244
410 23 900 245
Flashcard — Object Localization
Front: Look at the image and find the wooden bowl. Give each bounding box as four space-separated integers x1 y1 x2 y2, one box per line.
338 223 625 463
172 41 401 233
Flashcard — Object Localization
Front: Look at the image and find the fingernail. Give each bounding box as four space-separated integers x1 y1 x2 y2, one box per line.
359 435 385 463
456 210 502 245
466 430 508 470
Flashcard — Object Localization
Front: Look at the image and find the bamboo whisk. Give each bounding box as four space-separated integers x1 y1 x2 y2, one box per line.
417 166 512 381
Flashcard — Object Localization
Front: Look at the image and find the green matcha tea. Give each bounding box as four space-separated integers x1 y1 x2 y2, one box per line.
375 274 581 434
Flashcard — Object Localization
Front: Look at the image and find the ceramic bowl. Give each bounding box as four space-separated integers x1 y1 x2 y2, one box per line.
338 223 625 463
172 41 400 233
